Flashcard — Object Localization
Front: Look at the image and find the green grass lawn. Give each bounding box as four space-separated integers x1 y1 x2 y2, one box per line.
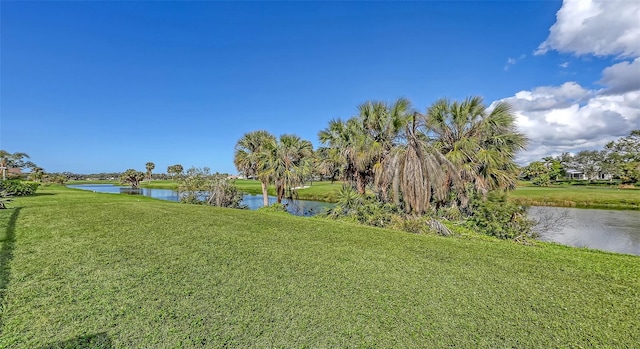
511 185 640 210
1 186 638 347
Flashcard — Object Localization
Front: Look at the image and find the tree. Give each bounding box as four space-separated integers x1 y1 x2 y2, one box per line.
0 150 31 180
542 157 566 182
318 97 526 215
379 113 463 214
167 164 184 179
603 130 640 183
314 147 342 183
570 150 603 182
145 162 155 180
319 118 370 194
28 166 45 182
426 97 527 195
318 98 411 196
262 134 314 203
234 130 277 207
523 157 566 186
120 169 145 188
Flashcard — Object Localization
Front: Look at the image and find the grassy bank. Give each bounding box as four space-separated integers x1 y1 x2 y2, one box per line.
510 185 640 210
1 186 638 347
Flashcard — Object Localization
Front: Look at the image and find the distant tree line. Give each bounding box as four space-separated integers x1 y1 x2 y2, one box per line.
522 130 640 186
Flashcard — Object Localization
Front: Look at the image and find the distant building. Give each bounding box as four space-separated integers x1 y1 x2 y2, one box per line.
7 167 22 175
565 169 612 180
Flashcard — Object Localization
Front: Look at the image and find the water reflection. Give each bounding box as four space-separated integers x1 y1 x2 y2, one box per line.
67 184 331 217
529 206 640 256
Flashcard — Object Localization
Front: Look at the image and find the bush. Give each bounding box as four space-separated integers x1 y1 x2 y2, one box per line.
177 168 245 209
467 192 533 240
0 180 40 196
0 190 13 209
257 203 289 214
532 174 551 186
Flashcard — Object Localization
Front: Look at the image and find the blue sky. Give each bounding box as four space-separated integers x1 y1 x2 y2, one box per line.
2 1 638 174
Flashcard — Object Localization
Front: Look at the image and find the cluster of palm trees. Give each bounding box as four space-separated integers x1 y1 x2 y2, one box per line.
235 96 526 215
234 131 313 206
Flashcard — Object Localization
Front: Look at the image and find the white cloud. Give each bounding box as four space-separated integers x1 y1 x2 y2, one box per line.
504 57 517 71
536 0 640 57
600 58 640 94
499 0 640 164
496 84 639 164
504 55 527 71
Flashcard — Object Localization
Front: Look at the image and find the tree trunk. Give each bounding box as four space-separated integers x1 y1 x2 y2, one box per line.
261 180 269 207
276 183 285 203
356 173 366 194
392 165 400 206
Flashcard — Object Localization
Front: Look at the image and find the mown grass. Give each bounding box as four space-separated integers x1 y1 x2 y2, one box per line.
1 186 638 348
511 185 640 210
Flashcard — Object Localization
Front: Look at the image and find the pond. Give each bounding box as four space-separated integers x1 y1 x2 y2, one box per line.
67 184 640 255
67 184 333 217
529 206 640 256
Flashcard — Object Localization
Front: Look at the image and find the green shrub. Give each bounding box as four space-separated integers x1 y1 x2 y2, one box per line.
0 190 13 209
467 192 533 240
257 203 288 214
532 174 551 186
0 180 40 196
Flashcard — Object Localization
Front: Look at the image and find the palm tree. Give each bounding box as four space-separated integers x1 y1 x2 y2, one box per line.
319 98 412 196
0 150 31 180
425 97 527 196
234 130 276 207
262 134 313 203
376 113 463 214
318 118 373 194
28 166 45 182
314 147 342 183
359 98 411 200
145 162 155 180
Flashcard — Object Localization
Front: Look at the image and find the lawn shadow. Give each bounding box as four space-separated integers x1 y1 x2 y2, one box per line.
38 332 113 349
0 207 21 334
31 193 56 196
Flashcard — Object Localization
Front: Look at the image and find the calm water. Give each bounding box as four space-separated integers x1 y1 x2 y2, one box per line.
529 206 640 256
67 184 333 217
68 184 640 255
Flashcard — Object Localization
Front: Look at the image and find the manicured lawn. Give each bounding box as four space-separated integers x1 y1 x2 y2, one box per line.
511 185 640 210
1 186 638 347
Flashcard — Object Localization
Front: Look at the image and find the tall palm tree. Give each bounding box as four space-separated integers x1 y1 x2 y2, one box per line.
314 147 342 183
376 113 463 214
234 130 276 207
319 118 360 192
360 98 411 200
262 134 313 203
145 162 155 180
319 98 412 196
426 97 527 195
